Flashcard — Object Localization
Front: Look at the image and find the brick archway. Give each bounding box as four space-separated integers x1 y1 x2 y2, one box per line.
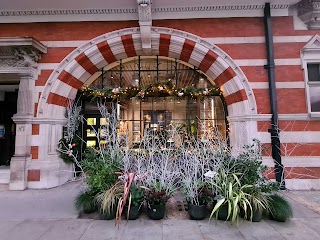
38 27 258 147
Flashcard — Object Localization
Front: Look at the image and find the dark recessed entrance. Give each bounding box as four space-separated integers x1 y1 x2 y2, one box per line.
0 91 17 166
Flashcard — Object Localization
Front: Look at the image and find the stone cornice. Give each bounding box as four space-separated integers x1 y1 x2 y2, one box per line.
0 4 290 17
297 0 320 29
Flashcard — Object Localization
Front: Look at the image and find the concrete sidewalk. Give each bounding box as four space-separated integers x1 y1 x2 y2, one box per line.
0 181 320 240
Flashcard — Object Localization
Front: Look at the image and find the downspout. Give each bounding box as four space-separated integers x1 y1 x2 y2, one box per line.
263 3 285 190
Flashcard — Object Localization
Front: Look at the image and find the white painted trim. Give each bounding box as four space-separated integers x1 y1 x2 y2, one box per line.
285 179 320 190
41 36 314 48
258 131 320 143
278 113 310 120
235 58 301 66
0 4 292 23
262 156 320 167
250 82 305 89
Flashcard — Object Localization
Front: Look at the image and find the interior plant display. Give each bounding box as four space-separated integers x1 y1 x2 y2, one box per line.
74 190 98 214
268 194 293 222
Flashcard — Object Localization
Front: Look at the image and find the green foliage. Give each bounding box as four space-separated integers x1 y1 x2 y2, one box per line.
184 181 213 205
81 148 120 194
129 185 144 206
227 139 279 194
268 194 293 222
58 135 81 164
75 191 97 213
210 169 253 222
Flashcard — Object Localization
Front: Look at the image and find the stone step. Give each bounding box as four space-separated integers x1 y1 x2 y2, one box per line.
0 166 10 184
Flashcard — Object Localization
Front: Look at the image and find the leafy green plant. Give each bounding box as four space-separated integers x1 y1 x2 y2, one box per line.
209 169 253 222
129 185 145 207
81 148 120 194
74 191 97 214
268 194 292 222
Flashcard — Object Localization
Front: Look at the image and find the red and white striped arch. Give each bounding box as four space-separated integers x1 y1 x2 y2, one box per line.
37 27 256 119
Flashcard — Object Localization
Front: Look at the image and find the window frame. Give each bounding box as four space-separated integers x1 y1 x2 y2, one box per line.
301 35 320 118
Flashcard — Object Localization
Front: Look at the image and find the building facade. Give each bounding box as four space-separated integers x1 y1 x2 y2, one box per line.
0 0 320 190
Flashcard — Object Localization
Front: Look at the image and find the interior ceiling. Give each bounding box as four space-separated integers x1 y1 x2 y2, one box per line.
90 57 212 89
1 0 301 11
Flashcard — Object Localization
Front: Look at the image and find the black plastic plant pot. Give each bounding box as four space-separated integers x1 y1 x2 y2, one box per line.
217 204 230 221
126 205 141 220
83 205 97 214
98 207 117 220
240 207 263 222
147 203 166 220
188 203 207 220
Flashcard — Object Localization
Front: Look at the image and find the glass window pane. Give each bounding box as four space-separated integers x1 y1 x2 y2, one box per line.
87 118 96 126
310 86 320 112
86 129 96 137
307 64 320 82
100 118 109 125
86 140 96 147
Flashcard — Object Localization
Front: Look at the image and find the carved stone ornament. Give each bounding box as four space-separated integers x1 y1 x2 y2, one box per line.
137 0 152 55
297 0 320 29
0 47 41 68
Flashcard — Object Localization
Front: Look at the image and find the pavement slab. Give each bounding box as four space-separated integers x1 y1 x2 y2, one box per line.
265 219 320 240
0 220 56 240
38 219 94 240
120 219 163 240
79 220 127 240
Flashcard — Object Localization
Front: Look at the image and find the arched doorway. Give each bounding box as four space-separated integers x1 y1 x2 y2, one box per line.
38 27 257 148
27 27 258 189
81 56 228 150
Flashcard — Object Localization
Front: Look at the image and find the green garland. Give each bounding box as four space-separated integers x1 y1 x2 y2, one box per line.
80 81 222 101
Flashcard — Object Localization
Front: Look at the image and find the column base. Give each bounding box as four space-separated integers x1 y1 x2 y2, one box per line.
9 155 30 190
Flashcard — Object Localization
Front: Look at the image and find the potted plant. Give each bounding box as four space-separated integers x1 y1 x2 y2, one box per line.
186 183 213 220
209 169 253 222
268 194 292 222
95 181 124 220
144 186 170 220
125 184 144 220
74 190 98 214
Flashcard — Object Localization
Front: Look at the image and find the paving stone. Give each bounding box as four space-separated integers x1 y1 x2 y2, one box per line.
79 220 126 240
38 219 94 240
163 219 202 240
299 218 320 235
0 221 22 238
121 219 163 240
1 220 56 240
237 219 286 240
197 220 245 239
266 219 320 240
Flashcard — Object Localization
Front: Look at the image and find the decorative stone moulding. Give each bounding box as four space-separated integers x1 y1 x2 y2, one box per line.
298 0 320 29
0 37 47 68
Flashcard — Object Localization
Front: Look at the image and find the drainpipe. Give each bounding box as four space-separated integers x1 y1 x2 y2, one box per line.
263 3 285 190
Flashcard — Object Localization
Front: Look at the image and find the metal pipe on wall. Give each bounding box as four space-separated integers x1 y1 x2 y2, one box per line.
263 2 285 190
